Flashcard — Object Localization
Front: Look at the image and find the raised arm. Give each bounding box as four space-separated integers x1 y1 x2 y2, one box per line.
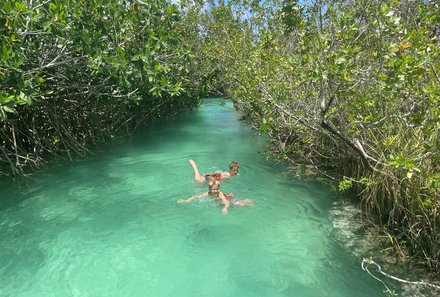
177 192 208 204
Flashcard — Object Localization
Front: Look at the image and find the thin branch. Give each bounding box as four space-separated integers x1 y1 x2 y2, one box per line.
274 102 320 132
23 55 88 75
347 113 413 129
154 54 177 61
362 258 440 292
32 0 52 11
320 96 385 173
0 145 20 176
16 31 50 36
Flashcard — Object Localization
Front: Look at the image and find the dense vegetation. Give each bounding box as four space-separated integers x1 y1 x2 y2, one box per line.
0 0 205 175
181 0 440 272
1 0 439 275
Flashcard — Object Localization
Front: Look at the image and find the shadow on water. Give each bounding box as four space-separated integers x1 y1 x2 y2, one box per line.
0 98 388 297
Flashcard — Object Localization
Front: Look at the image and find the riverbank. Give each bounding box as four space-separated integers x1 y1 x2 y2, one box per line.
0 98 386 297
327 190 440 296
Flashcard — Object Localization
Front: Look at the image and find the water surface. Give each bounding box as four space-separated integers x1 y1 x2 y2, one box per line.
0 98 384 296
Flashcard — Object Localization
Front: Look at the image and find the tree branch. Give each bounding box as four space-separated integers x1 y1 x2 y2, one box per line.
320 97 384 173
362 258 440 292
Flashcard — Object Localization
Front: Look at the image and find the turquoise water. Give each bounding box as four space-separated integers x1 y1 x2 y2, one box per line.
0 98 384 297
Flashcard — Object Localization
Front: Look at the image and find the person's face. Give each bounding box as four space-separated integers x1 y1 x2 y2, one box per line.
209 187 220 196
230 167 239 175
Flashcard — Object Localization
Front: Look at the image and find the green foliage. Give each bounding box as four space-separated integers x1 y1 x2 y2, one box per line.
0 0 204 175
0 0 200 118
1 0 439 273
338 177 353 192
182 0 440 271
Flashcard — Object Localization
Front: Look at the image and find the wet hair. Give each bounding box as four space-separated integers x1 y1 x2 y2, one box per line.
229 161 239 172
208 178 220 191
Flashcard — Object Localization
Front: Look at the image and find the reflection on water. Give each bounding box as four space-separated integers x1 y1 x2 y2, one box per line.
0 98 384 297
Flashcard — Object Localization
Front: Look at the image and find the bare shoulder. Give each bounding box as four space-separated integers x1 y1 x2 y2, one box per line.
222 172 231 178
218 192 227 199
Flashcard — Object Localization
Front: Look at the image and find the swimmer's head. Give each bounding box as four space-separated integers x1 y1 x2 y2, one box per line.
229 161 239 175
208 179 220 196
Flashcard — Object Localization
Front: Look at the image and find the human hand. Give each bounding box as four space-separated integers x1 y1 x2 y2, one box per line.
221 207 228 215
177 199 187 204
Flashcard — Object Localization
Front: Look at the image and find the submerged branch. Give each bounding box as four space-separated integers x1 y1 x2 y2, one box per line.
362 258 440 292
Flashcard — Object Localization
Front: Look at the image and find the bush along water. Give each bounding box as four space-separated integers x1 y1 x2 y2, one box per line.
182 0 440 277
2 0 440 286
0 0 205 176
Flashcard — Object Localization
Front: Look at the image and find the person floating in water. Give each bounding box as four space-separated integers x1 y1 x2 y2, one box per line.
177 178 252 214
188 159 239 183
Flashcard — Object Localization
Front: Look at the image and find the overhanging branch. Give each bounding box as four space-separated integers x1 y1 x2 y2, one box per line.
320 96 384 173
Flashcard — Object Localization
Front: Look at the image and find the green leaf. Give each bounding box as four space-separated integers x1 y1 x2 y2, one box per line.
4 95 15 103
385 10 394 17
335 57 346 65
3 106 15 113
59 11 66 23
0 109 6 120
15 2 26 12
4 2 13 12
338 177 353 191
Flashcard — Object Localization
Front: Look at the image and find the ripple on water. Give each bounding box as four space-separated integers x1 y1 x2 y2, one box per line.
0 98 384 297
68 185 99 202
39 202 82 222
